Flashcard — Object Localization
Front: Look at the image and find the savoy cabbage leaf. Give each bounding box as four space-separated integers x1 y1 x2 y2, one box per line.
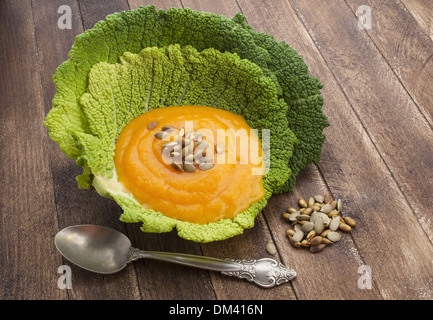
52 44 296 242
44 6 328 241
46 6 328 192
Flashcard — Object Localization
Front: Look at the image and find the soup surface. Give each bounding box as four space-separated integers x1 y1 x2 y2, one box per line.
114 105 265 224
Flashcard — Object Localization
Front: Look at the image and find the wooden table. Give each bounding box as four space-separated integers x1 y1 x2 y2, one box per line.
1 0 432 301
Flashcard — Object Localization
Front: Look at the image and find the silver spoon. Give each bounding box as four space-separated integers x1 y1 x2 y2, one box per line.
54 224 296 288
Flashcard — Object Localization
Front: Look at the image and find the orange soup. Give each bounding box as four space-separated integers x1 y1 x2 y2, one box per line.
114 105 265 224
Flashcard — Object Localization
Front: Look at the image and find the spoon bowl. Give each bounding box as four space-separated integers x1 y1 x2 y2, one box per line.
55 225 131 274
54 224 296 288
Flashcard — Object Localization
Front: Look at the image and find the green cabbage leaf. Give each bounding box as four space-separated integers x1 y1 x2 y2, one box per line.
47 44 297 242
44 6 328 242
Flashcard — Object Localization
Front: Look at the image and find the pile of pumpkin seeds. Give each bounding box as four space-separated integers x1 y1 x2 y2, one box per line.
282 194 356 253
148 121 224 173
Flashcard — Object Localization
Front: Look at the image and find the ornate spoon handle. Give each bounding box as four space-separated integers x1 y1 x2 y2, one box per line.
129 248 296 288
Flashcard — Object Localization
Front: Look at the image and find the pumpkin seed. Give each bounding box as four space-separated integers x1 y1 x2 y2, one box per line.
301 222 314 233
185 131 194 140
320 203 333 214
327 231 341 242
289 211 301 221
266 241 277 255
282 212 290 221
329 217 340 231
343 216 356 227
307 197 315 207
289 236 302 248
309 236 323 246
301 239 310 247
162 141 178 148
298 198 308 208
170 151 181 158
198 162 213 171
314 218 325 234
339 223 352 232
171 162 184 172
292 230 304 243
311 205 321 212
310 211 319 223
328 209 339 218
183 163 196 173
318 212 330 226
147 121 158 130
194 133 203 142
322 238 333 245
162 125 173 131
310 243 326 253
314 195 324 203
324 193 333 204
294 224 302 232
287 207 298 213
196 140 209 149
297 214 310 221
202 155 214 164
194 147 205 156
182 145 193 158
154 131 168 139
215 143 224 154
306 230 316 240
286 229 295 237
330 200 337 210
184 154 194 163
320 229 332 238
304 207 313 215
183 138 193 147
337 199 343 213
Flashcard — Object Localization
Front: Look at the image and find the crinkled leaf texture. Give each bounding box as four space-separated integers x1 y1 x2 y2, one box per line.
46 5 328 191
47 44 297 242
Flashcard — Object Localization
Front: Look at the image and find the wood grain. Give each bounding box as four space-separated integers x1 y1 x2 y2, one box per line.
346 0 433 128
182 0 240 17
78 0 130 29
401 0 433 41
128 0 182 10
288 0 433 299
0 0 63 299
32 0 142 299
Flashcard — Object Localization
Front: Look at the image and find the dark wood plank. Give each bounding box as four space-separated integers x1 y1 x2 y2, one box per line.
78 0 130 30
285 0 433 299
182 0 239 17
32 0 141 299
0 0 64 299
401 0 433 41
236 0 381 300
128 0 182 10
346 0 433 128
